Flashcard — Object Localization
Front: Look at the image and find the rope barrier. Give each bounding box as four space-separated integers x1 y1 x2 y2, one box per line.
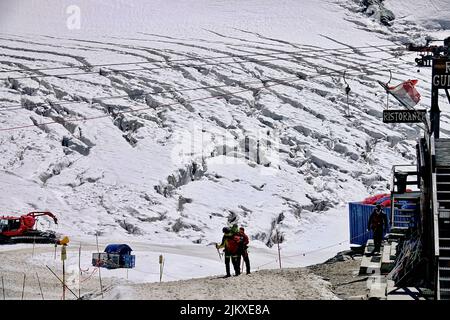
254 229 372 270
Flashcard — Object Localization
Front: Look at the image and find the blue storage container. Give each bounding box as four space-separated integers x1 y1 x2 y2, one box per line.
349 200 420 246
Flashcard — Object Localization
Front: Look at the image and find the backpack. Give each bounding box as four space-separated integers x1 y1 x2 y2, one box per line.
226 235 242 255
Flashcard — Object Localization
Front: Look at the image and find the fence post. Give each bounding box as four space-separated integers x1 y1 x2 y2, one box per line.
276 229 282 269
36 272 44 300
96 233 104 298
21 274 26 300
32 237 36 257
78 243 81 299
61 245 66 300
45 265 79 300
1 275 5 300
159 255 164 282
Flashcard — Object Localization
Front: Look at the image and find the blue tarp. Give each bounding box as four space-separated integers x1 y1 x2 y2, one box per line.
104 244 133 255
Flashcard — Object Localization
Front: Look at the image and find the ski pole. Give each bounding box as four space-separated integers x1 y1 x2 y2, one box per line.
216 244 222 261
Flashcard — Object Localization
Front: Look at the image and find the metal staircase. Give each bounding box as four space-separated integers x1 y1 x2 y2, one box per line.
433 139 450 300
435 166 450 300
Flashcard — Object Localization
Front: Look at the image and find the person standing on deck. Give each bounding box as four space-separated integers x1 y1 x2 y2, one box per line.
367 204 388 255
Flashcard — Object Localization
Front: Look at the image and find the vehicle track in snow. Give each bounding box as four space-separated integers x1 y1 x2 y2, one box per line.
0 23 430 244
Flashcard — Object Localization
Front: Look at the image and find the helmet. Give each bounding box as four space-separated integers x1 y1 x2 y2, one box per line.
222 227 230 233
376 204 382 209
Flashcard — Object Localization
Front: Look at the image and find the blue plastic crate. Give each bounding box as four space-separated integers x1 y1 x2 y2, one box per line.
122 254 135 268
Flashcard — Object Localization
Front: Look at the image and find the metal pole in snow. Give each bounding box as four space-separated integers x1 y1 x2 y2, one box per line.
32 237 35 257
21 274 26 300
1 276 5 300
159 255 164 282
62 258 65 300
276 229 282 269
36 272 44 300
45 265 79 299
216 245 222 261
96 233 104 299
78 243 81 299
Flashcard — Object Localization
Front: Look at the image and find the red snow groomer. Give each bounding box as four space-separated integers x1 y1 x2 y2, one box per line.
0 211 58 244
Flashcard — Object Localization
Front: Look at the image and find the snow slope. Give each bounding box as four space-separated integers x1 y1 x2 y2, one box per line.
0 0 449 289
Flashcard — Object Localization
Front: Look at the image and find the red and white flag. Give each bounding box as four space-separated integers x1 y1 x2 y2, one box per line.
387 79 421 108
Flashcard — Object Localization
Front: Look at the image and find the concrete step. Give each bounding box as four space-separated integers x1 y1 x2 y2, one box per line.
360 240 382 275
381 243 395 274
367 275 387 300
360 241 394 275
364 239 374 255
390 241 398 260
386 280 396 295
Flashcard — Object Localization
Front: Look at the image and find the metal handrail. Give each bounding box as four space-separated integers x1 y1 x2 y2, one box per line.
390 165 419 228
